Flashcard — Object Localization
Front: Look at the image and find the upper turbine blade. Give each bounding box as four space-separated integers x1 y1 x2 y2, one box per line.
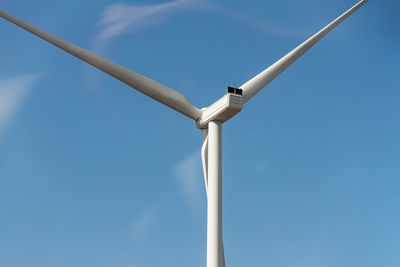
0 10 201 120
240 0 368 104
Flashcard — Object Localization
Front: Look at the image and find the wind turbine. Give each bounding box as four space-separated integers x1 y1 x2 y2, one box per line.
0 0 368 266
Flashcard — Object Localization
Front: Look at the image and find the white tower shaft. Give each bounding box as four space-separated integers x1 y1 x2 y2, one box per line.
207 122 223 267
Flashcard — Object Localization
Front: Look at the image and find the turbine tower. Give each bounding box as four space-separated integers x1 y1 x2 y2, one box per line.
0 1 368 266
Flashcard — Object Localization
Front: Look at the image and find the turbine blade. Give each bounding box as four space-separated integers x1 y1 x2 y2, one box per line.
240 0 368 104
0 10 201 120
201 129 209 195
222 240 226 267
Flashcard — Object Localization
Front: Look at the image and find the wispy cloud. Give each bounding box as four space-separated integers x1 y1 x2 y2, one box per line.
0 74 40 137
219 7 307 38
129 208 157 244
99 0 212 39
97 0 300 41
85 0 212 91
174 150 205 214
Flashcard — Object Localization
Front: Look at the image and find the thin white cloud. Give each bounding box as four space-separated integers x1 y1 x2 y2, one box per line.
0 74 40 137
97 0 300 40
129 209 157 244
174 150 205 214
219 7 306 38
85 0 212 91
99 0 212 39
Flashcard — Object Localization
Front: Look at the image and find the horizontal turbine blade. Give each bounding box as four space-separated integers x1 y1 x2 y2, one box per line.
240 0 368 104
0 10 201 120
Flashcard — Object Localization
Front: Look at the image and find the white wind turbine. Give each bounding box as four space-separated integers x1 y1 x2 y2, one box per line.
0 0 368 266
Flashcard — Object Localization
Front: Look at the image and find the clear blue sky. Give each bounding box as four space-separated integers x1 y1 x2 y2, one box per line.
0 0 399 266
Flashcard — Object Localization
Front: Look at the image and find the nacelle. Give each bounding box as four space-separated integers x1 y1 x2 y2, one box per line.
196 93 243 129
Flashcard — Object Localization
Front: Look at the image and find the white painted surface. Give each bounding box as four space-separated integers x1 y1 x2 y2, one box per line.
207 122 223 267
